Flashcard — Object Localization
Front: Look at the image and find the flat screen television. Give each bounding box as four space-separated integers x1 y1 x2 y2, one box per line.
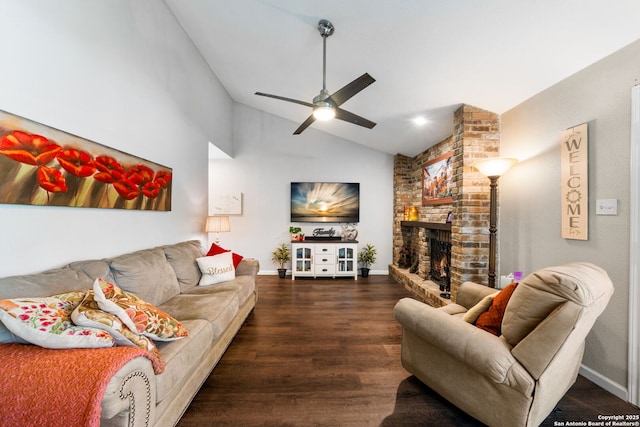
290 182 360 223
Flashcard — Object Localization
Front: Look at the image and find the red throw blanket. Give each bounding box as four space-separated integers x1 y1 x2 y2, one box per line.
0 343 165 427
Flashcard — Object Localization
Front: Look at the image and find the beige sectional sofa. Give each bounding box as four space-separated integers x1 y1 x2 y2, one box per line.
0 240 259 427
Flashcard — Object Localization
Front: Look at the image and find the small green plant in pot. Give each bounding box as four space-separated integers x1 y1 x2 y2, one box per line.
289 226 303 241
358 243 377 278
272 243 291 279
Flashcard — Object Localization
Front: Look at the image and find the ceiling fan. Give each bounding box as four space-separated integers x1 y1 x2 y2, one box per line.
255 19 376 135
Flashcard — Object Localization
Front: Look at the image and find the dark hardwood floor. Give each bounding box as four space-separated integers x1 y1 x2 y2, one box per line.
177 275 639 426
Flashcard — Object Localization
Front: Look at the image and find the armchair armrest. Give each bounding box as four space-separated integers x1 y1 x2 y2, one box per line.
394 298 534 396
455 281 499 310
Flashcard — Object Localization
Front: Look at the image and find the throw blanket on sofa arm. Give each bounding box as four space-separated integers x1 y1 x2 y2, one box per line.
0 343 165 427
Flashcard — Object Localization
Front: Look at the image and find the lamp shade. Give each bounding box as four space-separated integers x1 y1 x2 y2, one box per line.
205 216 230 233
472 157 518 178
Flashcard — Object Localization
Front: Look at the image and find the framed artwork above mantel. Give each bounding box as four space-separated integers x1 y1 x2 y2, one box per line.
422 152 453 205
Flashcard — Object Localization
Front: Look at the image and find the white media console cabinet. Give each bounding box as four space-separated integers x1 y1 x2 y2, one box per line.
291 240 358 280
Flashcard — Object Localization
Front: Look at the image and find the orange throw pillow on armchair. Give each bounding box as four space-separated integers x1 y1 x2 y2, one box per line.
475 282 519 336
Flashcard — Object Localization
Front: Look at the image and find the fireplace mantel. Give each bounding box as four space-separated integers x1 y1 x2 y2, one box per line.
400 221 451 231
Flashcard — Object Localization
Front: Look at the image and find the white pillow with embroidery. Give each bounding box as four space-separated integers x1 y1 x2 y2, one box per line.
196 252 236 286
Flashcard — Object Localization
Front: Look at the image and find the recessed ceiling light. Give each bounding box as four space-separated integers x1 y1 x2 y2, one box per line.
412 116 428 126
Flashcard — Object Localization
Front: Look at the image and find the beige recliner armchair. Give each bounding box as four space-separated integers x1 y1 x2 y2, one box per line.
394 262 614 427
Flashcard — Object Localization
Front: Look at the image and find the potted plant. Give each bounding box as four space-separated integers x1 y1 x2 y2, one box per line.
289 226 303 241
358 243 377 278
272 243 290 279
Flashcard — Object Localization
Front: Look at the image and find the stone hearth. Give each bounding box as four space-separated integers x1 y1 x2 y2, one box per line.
389 264 451 307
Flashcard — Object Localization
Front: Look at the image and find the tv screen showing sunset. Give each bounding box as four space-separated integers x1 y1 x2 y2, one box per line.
291 182 359 223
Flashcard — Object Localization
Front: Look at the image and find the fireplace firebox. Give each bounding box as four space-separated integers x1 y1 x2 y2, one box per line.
429 230 452 298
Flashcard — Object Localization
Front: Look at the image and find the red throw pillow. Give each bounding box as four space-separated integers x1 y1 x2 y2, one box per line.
206 243 244 269
475 282 519 336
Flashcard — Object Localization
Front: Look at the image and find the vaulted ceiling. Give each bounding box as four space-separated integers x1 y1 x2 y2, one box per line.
166 0 640 156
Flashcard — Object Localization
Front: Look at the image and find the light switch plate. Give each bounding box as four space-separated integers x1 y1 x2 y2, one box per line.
596 199 618 215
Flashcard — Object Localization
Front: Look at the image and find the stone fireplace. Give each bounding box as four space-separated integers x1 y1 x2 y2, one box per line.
390 105 500 306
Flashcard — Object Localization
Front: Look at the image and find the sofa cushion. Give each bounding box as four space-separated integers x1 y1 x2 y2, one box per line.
159 288 240 339
93 278 189 342
67 259 116 284
475 282 518 336
109 247 180 306
183 275 255 310
163 240 204 293
0 267 93 299
72 290 159 354
154 319 212 403
196 252 235 286
0 291 115 349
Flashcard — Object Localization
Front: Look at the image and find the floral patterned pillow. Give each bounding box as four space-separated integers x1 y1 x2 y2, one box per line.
0 291 115 349
93 278 188 341
71 290 159 355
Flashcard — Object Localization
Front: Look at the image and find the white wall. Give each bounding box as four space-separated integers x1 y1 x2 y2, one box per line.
500 39 640 394
208 104 394 275
0 0 233 276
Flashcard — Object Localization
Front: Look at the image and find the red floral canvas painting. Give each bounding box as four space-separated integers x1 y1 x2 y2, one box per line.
0 110 172 211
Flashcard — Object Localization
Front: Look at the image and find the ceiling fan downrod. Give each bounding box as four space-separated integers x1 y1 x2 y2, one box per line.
318 19 334 94
313 19 335 118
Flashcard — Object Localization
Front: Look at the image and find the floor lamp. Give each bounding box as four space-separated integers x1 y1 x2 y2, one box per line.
472 157 518 288
205 215 230 245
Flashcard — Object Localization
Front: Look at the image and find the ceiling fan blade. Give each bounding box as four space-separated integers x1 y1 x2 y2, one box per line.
255 92 314 108
327 73 375 107
293 115 316 135
334 108 376 129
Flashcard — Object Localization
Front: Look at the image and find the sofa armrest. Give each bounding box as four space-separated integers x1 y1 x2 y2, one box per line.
235 258 259 277
455 281 499 309
394 298 534 395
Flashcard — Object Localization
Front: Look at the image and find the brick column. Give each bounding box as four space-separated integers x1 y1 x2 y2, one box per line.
451 105 500 290
393 154 413 264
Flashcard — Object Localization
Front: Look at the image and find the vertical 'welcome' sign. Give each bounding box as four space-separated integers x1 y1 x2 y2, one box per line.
560 123 588 240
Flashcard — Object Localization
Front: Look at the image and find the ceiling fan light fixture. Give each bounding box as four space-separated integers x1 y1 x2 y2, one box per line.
313 104 335 121
255 19 376 134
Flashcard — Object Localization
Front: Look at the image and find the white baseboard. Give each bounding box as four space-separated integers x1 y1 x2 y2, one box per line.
257 269 281 275
369 269 390 275
579 364 627 401
257 269 390 276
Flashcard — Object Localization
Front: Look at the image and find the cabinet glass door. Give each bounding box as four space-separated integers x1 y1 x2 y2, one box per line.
296 247 312 272
337 246 355 272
